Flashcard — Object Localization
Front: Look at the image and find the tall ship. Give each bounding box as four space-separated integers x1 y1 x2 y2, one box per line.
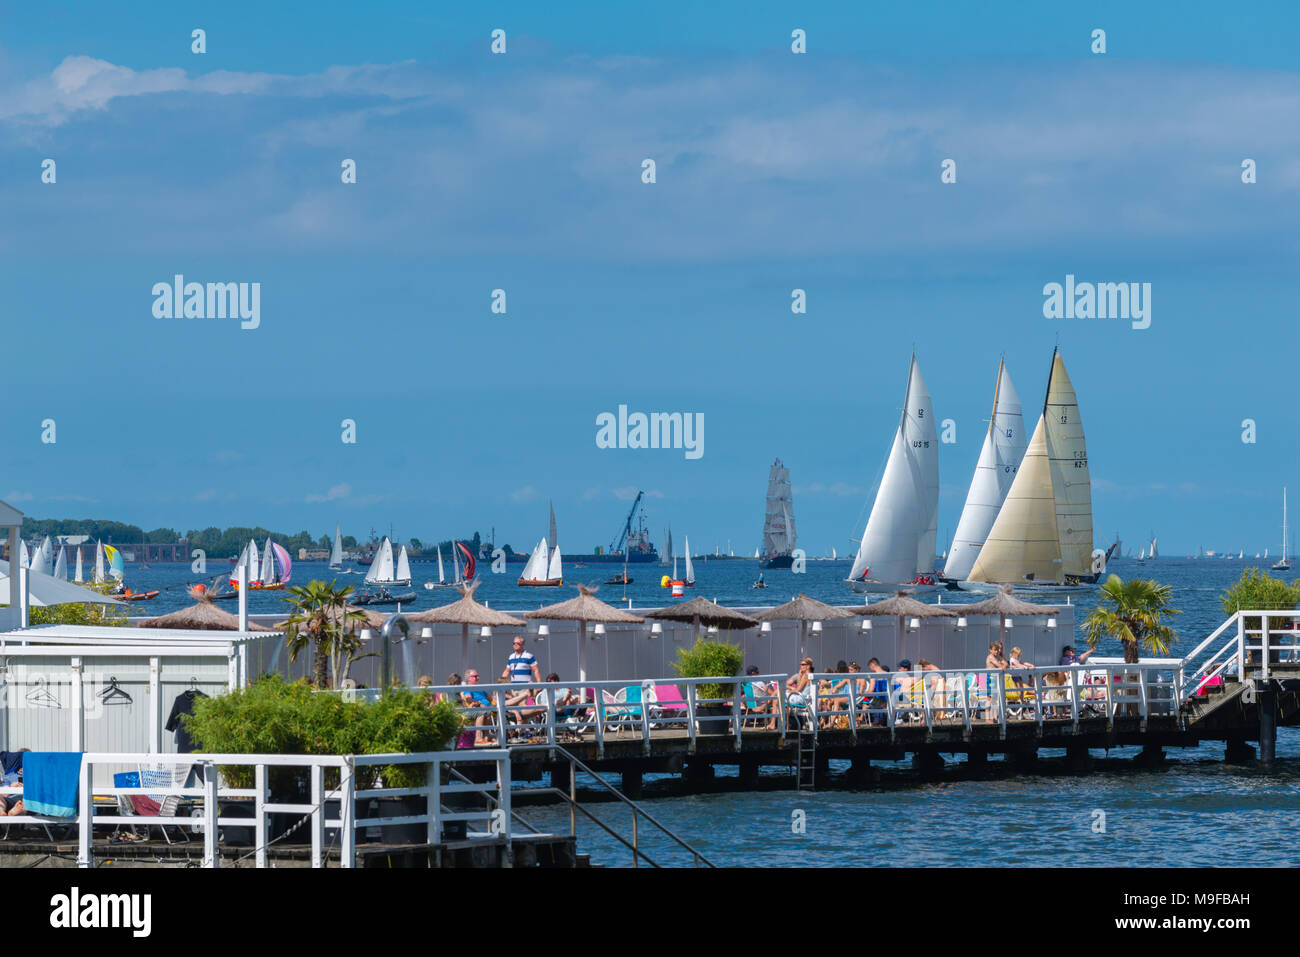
964 347 1111 592
760 458 796 569
507 492 659 563
846 354 940 594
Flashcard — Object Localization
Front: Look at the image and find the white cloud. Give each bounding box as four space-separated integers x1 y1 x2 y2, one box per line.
305 482 352 503
510 485 541 504
5 491 33 502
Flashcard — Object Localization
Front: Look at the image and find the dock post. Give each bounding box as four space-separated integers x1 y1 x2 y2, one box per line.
739 759 760 788
913 751 944 776
1225 738 1255 764
848 757 879 785
1065 744 1092 772
684 761 714 784
965 748 988 773
1010 745 1038 770
621 767 643 800
1258 678 1277 767
1136 744 1164 767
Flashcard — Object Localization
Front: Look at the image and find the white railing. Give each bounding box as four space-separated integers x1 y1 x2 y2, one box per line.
1179 609 1300 703
0 750 512 868
352 663 1183 754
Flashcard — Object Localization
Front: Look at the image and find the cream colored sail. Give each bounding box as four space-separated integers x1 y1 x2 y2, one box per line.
1043 350 1093 577
968 415 1062 583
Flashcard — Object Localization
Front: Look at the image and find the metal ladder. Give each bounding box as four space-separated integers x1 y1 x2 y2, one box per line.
796 726 817 790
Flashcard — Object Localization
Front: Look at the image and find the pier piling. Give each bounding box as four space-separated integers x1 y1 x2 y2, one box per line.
1136 744 1164 767
1224 738 1255 763
1065 745 1093 772
1258 679 1277 766
913 751 945 776
621 767 643 800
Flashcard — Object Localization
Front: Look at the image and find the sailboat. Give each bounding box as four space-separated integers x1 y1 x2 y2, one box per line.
847 355 940 595
29 537 53 576
1137 547 1145 564
942 358 1027 582
424 544 457 589
965 347 1106 593
1273 489 1291 571
760 458 797 569
832 547 837 560
355 538 417 605
94 541 106 584
518 537 563 587
73 546 84 583
1149 533 1158 559
684 535 696 587
662 527 673 566
329 525 344 571
53 546 67 581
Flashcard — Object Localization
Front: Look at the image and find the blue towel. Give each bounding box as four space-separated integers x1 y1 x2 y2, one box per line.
24 752 83 818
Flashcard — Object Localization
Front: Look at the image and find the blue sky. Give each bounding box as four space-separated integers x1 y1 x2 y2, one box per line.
2 1 1299 555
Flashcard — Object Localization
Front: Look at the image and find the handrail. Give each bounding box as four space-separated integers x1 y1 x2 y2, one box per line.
510 743 716 868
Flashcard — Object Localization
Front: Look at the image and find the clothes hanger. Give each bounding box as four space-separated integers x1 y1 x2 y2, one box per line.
100 676 133 704
25 676 59 708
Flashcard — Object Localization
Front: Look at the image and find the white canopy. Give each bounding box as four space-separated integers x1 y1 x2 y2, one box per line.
0 560 123 607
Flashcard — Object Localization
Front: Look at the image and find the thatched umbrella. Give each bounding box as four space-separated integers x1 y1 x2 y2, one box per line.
644 595 758 636
852 591 957 667
754 593 856 658
523 584 644 681
406 580 527 673
140 588 276 632
949 584 1060 657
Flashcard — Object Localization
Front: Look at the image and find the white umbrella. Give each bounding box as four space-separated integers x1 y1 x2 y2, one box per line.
0 560 124 607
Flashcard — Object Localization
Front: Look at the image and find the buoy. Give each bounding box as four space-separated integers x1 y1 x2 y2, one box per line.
660 575 670 588
671 582 684 597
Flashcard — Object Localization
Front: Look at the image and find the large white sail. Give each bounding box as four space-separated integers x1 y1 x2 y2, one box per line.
1043 349 1093 578
546 545 563 582
762 458 796 558
968 415 1062 583
437 545 446 584
74 546 84 583
94 541 105 583
848 356 939 585
943 359 1027 581
54 546 67 581
329 525 343 569
549 501 558 550
365 538 395 584
684 535 695 584
260 537 276 583
248 539 261 582
396 546 412 584
520 538 549 582
1150 535 1158 559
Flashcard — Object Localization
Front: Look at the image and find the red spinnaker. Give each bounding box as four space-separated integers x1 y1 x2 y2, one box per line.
456 541 476 581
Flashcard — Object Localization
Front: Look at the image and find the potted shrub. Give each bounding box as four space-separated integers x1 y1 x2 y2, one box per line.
185 676 462 844
672 636 744 735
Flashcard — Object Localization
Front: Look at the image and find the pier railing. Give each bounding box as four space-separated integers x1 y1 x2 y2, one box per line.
1178 609 1300 704
0 749 513 868
367 663 1185 752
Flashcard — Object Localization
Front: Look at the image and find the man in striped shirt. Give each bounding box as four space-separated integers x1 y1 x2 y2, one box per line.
502 636 541 685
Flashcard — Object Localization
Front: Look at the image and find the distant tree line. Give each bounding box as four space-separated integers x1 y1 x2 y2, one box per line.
22 520 514 560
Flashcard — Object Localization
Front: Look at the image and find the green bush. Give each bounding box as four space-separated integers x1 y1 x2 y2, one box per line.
183 676 462 790
672 636 744 701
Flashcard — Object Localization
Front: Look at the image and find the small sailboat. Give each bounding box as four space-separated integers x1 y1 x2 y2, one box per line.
425 544 457 589
53 545 67 581
28 537 54 576
73 546 84 583
1137 547 1145 564
329 525 344 571
684 535 696 587
847 354 940 594
518 537 563 587
760 458 797 569
355 538 417 605
94 541 106 584
1273 489 1291 571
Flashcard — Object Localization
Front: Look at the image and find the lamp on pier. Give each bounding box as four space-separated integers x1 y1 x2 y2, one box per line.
419 626 433 644
649 622 662 639
477 625 492 643
810 621 823 634
908 617 920 631
860 619 872 633
536 624 550 641
956 617 968 630
760 621 772 637
1046 618 1057 629
593 623 606 640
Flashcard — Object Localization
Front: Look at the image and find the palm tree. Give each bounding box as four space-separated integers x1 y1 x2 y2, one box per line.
1084 574 1181 663
281 579 369 688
